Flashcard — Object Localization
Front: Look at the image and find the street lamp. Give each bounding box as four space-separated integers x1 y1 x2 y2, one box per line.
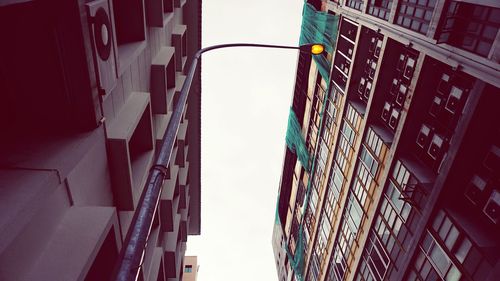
113 42 326 281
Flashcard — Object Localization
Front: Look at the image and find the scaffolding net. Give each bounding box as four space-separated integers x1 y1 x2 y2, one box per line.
299 2 339 80
278 3 339 281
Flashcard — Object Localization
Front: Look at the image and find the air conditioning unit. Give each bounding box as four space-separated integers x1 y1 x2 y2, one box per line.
396 54 405 72
483 190 499 224
403 57 416 79
465 175 487 205
343 63 350 75
429 96 442 117
365 59 372 75
364 81 372 100
358 77 366 95
483 145 500 174
374 40 382 58
389 108 400 130
428 134 444 160
86 0 117 95
390 79 399 96
416 124 431 148
369 61 377 79
445 86 464 114
381 102 391 121
396 84 407 105
437 73 451 95
369 37 376 53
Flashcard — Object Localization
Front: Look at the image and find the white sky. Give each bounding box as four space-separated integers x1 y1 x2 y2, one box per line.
185 1 303 280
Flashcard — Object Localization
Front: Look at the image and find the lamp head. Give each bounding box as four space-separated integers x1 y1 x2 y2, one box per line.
299 43 325 55
310 44 324 55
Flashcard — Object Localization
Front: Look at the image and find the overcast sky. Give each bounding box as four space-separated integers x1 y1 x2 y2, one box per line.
185 1 303 280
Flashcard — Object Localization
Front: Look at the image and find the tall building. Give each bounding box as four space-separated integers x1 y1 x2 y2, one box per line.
181 256 199 281
0 0 201 280
273 1 500 281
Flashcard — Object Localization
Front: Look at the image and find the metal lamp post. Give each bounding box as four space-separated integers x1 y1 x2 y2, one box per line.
113 43 325 281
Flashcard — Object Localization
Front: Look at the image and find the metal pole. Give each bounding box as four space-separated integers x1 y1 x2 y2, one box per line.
113 43 315 281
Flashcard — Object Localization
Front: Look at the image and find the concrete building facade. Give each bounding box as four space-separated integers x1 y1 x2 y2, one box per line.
274 1 499 281
0 0 201 280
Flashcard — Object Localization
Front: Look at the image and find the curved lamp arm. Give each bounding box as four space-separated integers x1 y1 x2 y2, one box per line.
113 42 325 281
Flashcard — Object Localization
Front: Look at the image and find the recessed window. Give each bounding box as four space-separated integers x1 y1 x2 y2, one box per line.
367 0 393 21
396 0 437 34
112 0 146 46
346 0 364 11
437 2 500 57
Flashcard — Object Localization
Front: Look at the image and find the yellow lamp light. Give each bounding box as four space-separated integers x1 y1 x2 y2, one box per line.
311 44 324 55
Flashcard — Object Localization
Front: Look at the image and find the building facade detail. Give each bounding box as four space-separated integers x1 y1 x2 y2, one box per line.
273 1 499 281
0 0 201 280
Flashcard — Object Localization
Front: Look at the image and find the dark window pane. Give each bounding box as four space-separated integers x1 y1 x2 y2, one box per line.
411 21 421 31
482 25 498 40
415 8 425 18
477 41 492 56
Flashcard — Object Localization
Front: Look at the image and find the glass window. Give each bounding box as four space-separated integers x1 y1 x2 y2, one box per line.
396 0 437 34
437 1 500 57
429 241 451 276
346 0 364 11
454 238 471 263
360 146 379 176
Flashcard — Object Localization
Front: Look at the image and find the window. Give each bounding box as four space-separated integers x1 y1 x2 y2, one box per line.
327 194 365 281
341 122 356 145
411 210 495 281
413 232 461 281
359 146 379 176
365 128 386 160
392 160 410 188
396 0 437 34
367 0 393 21
329 163 345 200
346 104 362 129
437 1 500 57
364 233 390 280
346 0 364 11
112 0 147 72
385 181 411 222
184 265 192 273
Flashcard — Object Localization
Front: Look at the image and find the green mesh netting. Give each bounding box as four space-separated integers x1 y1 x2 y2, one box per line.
286 109 311 171
299 3 339 81
281 88 330 281
277 3 339 281
284 225 305 279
